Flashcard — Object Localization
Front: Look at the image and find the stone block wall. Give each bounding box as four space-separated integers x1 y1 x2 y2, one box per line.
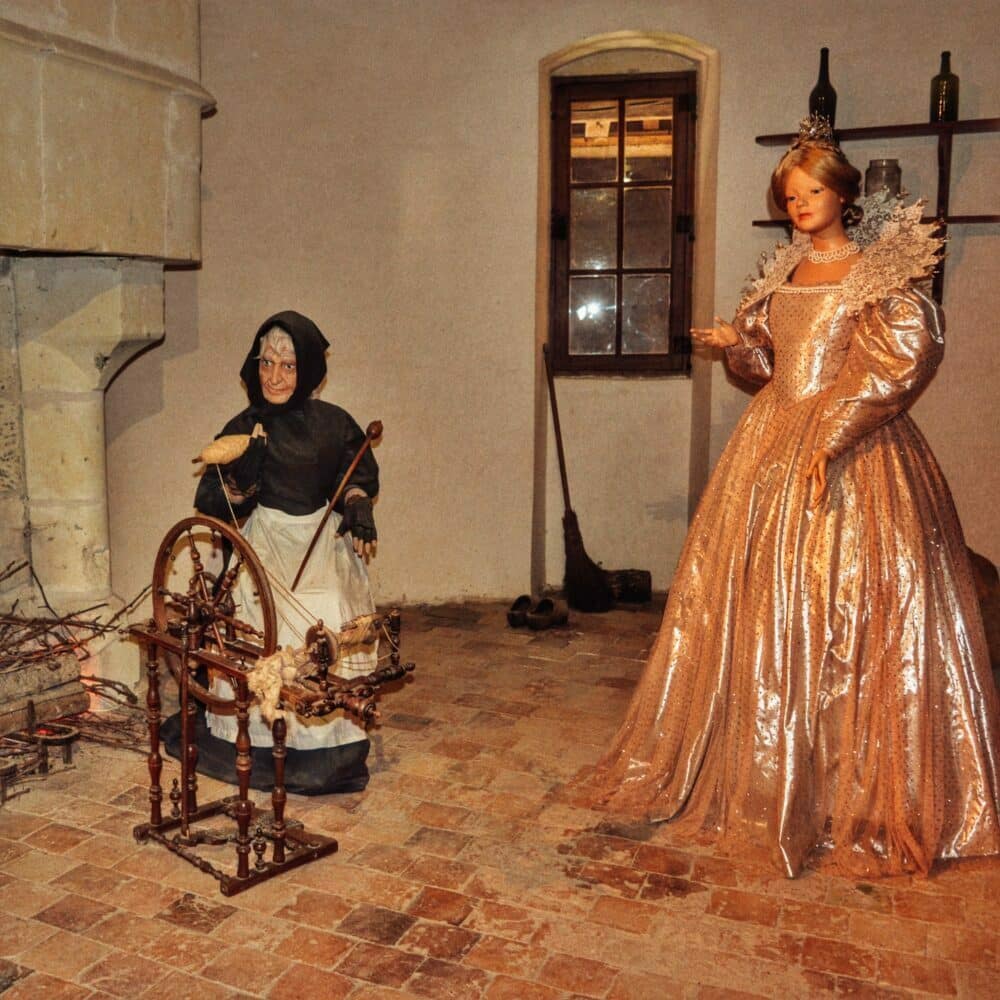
0 259 29 601
0 2 211 261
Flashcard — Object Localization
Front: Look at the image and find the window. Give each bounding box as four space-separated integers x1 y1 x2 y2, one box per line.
549 73 696 375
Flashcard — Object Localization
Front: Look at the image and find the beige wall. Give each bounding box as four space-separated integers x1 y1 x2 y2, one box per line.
106 0 1000 607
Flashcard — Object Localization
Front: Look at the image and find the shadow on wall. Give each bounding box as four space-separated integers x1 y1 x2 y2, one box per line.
104 268 200 446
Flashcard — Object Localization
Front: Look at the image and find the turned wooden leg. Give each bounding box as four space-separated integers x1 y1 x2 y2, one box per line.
270 715 287 865
234 678 253 880
184 669 199 815
388 608 401 669
145 645 163 826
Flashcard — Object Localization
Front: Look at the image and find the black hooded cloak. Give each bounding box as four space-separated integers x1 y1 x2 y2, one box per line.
173 310 377 794
195 310 379 519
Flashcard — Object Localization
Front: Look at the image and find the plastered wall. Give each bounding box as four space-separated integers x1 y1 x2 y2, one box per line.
106 0 999 608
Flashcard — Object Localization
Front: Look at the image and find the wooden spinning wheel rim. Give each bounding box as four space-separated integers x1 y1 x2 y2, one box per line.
151 514 278 713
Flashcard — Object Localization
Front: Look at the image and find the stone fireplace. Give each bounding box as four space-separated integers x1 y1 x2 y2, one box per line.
0 2 212 729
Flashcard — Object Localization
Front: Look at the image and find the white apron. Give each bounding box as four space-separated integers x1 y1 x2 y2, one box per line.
207 504 377 750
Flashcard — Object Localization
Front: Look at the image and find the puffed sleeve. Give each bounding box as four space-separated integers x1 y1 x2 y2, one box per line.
725 296 774 386
815 286 944 460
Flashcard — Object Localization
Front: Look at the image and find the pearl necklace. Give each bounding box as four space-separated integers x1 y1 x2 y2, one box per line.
806 240 859 264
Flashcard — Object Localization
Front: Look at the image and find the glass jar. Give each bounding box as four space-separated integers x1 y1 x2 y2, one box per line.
865 159 902 198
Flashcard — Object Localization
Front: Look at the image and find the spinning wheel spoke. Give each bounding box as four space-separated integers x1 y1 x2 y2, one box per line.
152 515 277 714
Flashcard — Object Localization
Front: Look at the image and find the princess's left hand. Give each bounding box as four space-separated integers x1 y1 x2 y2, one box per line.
806 449 832 508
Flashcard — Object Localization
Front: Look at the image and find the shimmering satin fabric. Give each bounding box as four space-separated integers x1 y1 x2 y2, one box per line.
587 284 1000 877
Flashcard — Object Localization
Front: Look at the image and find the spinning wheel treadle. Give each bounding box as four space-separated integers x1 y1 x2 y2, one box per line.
131 514 415 896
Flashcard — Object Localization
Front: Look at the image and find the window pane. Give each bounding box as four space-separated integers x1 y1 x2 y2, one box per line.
570 188 617 270
571 100 618 183
569 277 616 355
623 187 672 269
622 274 670 354
624 98 673 182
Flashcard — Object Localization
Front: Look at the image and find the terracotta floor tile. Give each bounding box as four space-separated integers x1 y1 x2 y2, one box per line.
213 909 295 952
706 888 781 926
463 900 544 944
273 926 353 967
0 876 65 918
351 842 415 874
267 961 355 999
338 902 416 945
100 875 182 918
81 911 163 951
34 892 115 932
402 853 476 891
334 940 422 987
398 920 481 961
405 957 491 998
412 801 472 830
876 950 958 995
484 976 563 999
49 862 131 900
22 823 93 855
138 970 234 1000
589 894 659 933
406 886 475 925
155 892 236 934
0 971 92 999
0 846 77 882
405 826 472 859
138 924 222 972
78 951 167 997
800 934 878 979
639 872 710 903
606 969 689 999
463 933 548 977
0 813 49 840
538 952 618 996
847 910 929 955
199 944 291 992
16 928 110 980
273 886 353 928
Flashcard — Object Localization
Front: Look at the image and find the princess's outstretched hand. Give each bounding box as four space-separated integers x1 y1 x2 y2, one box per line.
690 316 739 349
806 449 832 508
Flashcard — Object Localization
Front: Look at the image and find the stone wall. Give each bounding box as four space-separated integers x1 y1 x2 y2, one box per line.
0 1 210 704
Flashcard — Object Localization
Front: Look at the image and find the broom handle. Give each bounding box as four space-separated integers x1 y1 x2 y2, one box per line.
542 344 573 513
291 420 383 591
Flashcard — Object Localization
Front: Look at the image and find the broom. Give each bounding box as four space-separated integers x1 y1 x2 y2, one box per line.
542 344 615 612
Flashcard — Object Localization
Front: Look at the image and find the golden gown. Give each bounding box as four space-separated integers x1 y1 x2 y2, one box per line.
588 241 1000 877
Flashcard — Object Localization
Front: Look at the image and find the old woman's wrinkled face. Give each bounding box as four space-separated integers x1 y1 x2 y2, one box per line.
258 330 297 405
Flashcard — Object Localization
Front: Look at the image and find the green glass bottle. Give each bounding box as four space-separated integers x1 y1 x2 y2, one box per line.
929 51 959 123
809 48 837 128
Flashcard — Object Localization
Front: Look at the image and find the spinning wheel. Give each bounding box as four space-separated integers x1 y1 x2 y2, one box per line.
151 515 277 713
131 514 416 896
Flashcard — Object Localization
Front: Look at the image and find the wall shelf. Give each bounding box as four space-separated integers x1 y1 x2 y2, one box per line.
752 117 1000 301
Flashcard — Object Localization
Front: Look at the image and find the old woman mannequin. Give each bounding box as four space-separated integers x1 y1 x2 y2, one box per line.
166 310 380 795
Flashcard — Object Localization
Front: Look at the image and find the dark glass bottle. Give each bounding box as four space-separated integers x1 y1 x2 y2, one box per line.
929 51 959 122
809 47 837 128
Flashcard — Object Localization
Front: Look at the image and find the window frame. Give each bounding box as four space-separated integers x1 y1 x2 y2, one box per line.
549 72 697 376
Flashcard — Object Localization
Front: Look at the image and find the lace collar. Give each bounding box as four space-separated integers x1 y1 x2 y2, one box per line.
739 195 944 316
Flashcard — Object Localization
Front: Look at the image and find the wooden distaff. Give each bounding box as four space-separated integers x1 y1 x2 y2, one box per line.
291 420 383 591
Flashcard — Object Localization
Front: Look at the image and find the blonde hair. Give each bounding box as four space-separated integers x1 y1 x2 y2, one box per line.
771 144 863 225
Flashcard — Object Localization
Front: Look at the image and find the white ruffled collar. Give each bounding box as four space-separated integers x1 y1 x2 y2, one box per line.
740 195 944 316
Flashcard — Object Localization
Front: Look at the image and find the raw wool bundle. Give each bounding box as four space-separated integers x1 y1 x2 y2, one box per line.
338 613 377 652
194 434 252 465
246 645 312 722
